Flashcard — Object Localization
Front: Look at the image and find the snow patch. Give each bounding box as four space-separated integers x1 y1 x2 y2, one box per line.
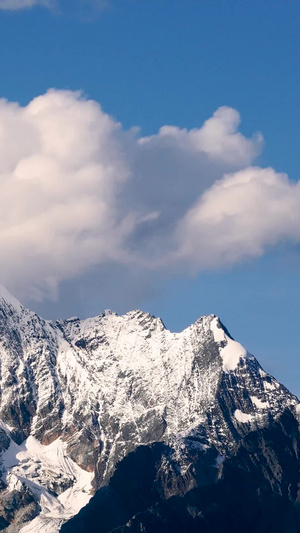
0 419 14 433
251 396 269 409
234 409 253 423
259 368 267 377
264 381 276 391
215 455 225 467
211 317 248 372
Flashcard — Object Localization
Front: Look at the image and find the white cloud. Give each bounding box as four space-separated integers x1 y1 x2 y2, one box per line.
0 90 130 298
0 89 298 303
0 0 110 13
140 107 262 166
0 0 52 10
176 167 300 269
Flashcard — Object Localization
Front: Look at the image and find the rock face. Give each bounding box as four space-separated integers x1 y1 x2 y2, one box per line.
0 286 299 531
62 412 300 533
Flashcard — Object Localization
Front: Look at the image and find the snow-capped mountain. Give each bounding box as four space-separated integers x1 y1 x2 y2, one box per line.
0 286 299 532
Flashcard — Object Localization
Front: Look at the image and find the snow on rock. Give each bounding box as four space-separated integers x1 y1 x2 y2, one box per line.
6 472 23 491
251 396 269 409
215 455 225 467
234 410 254 423
20 516 64 533
0 284 23 313
264 380 276 390
1 436 93 532
210 316 249 372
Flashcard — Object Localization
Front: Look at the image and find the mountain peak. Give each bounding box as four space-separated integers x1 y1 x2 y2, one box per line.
210 315 251 372
0 292 298 532
0 284 23 312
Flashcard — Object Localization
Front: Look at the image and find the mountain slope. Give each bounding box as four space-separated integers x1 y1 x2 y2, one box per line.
62 411 300 533
0 286 299 531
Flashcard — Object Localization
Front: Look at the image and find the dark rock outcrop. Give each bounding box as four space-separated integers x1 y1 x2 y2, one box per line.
62 411 300 533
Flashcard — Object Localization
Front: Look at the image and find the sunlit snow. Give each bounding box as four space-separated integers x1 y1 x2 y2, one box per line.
210 316 250 371
251 396 269 409
1 436 93 533
234 410 254 423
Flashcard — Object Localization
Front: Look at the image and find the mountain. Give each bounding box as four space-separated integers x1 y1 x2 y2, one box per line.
0 287 299 531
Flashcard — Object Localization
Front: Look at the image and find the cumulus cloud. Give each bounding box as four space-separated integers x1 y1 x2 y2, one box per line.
140 107 262 166
0 88 298 303
0 0 52 10
0 90 130 298
176 167 300 269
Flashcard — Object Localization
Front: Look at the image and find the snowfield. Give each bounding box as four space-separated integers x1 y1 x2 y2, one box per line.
1 435 93 532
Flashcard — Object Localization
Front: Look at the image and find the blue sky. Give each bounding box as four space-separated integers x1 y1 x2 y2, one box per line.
0 0 300 395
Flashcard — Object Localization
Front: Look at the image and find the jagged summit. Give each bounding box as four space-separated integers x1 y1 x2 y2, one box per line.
0 289 298 532
0 284 210 335
0 286 235 356
60 308 167 336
